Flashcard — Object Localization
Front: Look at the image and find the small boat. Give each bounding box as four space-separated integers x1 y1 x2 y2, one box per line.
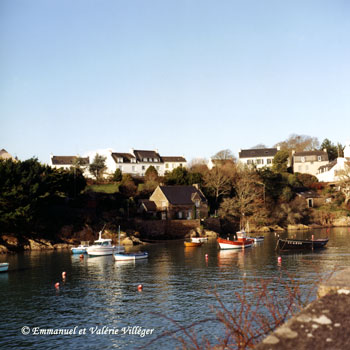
86 227 125 256
217 230 254 250
191 236 208 243
247 236 265 243
71 241 90 254
184 241 203 247
114 252 148 261
0 263 9 272
277 237 329 251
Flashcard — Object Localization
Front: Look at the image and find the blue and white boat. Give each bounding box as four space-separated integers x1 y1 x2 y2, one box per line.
0 263 9 272
114 252 148 261
71 241 90 254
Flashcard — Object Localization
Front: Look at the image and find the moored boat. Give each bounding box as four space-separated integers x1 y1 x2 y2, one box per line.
114 252 148 261
71 241 90 254
277 237 329 251
247 236 265 243
86 229 125 256
0 263 9 272
184 241 203 247
217 230 254 250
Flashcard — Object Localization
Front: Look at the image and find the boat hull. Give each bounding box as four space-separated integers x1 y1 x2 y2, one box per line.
71 248 87 254
0 263 9 272
114 252 148 261
277 238 329 251
87 246 125 256
217 238 254 250
184 241 203 247
191 237 208 243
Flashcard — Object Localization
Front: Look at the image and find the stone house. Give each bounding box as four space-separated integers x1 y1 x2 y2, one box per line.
296 190 324 208
147 185 208 220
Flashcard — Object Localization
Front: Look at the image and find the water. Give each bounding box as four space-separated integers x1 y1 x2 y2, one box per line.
1 227 350 349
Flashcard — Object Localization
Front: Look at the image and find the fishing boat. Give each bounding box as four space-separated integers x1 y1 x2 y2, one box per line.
0 263 9 272
71 241 90 254
277 237 329 251
191 236 208 243
217 230 254 250
114 252 148 261
184 241 203 247
86 227 125 256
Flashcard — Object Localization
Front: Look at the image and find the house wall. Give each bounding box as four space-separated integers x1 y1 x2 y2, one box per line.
317 158 347 182
149 187 169 210
239 157 274 168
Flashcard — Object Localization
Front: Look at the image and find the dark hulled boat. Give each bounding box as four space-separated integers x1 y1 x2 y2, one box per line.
277 237 329 251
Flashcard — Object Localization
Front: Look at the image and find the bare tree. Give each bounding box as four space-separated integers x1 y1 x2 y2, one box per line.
212 149 236 161
276 134 320 152
204 166 233 204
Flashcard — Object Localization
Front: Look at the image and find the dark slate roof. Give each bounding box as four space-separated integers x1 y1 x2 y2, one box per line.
294 150 328 157
239 148 278 158
159 185 207 205
296 191 320 198
140 199 157 211
111 153 135 163
133 150 161 162
318 160 337 172
161 156 186 162
51 156 89 165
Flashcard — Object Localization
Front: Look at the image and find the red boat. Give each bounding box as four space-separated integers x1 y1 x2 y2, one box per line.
217 231 254 250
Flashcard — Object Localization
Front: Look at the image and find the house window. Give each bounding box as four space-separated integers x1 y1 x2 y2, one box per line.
132 166 135 172
165 163 169 168
187 211 192 219
143 158 147 162
178 211 182 219
179 163 182 167
301 157 305 162
267 159 272 164
142 166 145 170
195 200 200 207
154 159 158 162
318 156 322 161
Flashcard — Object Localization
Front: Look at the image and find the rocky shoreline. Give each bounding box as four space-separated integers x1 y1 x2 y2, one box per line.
1 216 350 254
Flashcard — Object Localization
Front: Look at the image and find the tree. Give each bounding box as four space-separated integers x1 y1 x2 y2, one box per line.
251 144 267 149
204 167 232 205
112 168 122 182
276 134 320 153
338 161 350 206
89 153 107 180
164 167 189 185
320 139 338 161
219 169 267 228
118 174 137 198
145 165 158 182
272 150 289 173
212 149 235 160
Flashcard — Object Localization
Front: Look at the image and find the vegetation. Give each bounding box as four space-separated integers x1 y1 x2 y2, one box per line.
89 153 107 180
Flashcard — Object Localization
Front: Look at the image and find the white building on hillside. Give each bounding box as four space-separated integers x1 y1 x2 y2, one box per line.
317 142 350 182
238 147 279 168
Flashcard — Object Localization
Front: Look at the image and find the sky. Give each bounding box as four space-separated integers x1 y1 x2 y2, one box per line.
1 0 350 164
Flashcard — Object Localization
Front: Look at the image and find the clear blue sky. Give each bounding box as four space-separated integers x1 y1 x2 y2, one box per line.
1 0 349 163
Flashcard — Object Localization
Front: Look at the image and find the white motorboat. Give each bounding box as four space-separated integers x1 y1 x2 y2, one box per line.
0 263 9 272
86 229 124 256
191 236 208 243
114 252 148 261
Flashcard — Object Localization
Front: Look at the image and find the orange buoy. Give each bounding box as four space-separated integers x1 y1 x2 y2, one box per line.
80 254 84 259
205 254 208 259
55 282 60 289
137 284 143 291
277 256 282 263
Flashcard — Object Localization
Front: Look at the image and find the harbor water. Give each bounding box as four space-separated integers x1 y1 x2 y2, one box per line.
1 227 350 349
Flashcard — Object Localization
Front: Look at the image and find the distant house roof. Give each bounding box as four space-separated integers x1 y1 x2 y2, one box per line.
140 199 157 212
296 190 320 199
159 185 207 205
161 156 186 162
111 153 135 163
0 149 15 160
133 150 161 162
293 150 328 157
239 148 278 159
51 156 89 165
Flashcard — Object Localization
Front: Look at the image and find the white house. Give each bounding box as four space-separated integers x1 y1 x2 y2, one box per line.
51 148 187 178
238 147 279 168
293 150 329 176
317 142 350 182
50 155 90 177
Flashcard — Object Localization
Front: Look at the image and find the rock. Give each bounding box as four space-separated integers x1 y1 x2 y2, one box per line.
204 230 218 238
288 224 309 231
0 245 8 254
332 216 350 227
121 237 134 246
53 243 72 250
27 239 54 250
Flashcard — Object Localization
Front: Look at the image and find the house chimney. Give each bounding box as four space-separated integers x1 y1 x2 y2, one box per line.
193 183 199 190
277 145 280 151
